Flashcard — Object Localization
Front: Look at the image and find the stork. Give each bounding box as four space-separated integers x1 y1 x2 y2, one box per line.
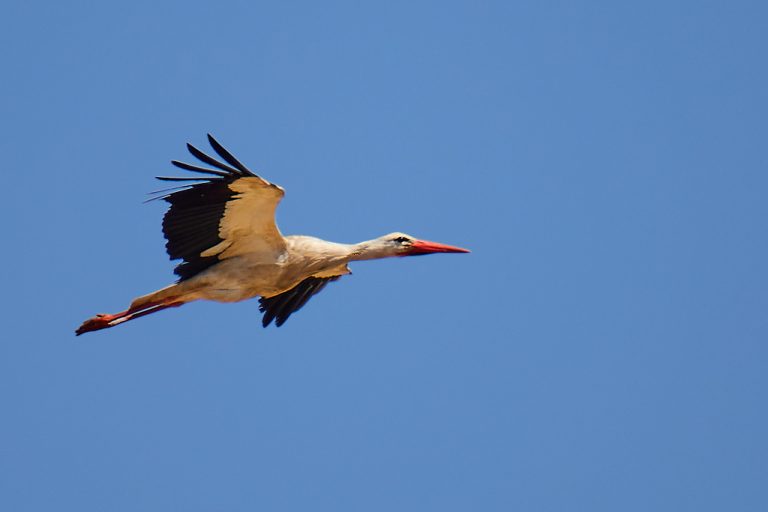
76 135 469 335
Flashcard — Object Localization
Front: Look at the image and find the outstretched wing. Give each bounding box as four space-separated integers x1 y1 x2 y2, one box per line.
153 134 286 281
259 274 344 327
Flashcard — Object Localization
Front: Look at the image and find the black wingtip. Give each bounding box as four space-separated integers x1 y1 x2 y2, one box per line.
206 134 254 176
155 176 211 182
170 160 231 178
185 142 243 176
207 133 222 150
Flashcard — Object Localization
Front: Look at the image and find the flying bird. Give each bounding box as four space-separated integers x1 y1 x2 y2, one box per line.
76 135 469 335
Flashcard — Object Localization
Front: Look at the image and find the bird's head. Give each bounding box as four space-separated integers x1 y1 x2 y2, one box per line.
379 232 471 257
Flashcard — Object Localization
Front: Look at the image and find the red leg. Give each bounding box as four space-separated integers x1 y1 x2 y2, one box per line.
75 301 184 336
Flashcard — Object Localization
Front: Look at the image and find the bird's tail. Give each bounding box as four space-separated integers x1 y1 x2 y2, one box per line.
75 285 185 336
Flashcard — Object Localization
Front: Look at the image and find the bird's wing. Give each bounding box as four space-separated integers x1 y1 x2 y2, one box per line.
153 134 286 281
258 265 350 327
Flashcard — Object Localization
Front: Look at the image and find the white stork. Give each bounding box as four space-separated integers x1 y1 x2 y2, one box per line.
76 135 469 335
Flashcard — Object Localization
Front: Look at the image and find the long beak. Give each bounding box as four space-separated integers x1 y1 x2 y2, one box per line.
409 239 471 255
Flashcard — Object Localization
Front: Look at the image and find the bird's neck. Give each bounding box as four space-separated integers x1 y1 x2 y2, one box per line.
349 239 396 261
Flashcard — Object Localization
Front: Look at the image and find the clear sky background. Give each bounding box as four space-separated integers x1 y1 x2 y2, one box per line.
2 1 766 510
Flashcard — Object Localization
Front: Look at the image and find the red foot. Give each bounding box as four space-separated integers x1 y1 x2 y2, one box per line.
75 313 123 336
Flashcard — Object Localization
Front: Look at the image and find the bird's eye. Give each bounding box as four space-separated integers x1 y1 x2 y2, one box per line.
393 236 411 244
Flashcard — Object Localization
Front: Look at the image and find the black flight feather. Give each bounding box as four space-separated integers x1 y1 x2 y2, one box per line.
155 135 257 281
207 133 253 175
259 276 341 327
186 143 244 175
171 159 232 178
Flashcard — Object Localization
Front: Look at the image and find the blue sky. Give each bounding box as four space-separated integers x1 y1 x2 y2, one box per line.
2 1 767 510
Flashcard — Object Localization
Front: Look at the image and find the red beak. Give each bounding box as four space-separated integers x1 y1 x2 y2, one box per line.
408 239 471 255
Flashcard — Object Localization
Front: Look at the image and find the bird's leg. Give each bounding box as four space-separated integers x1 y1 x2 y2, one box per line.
75 300 184 336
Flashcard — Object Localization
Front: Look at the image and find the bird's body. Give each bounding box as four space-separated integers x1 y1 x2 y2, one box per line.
76 135 468 335
129 236 356 307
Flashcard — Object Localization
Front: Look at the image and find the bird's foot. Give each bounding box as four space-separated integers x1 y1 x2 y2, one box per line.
75 312 126 336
